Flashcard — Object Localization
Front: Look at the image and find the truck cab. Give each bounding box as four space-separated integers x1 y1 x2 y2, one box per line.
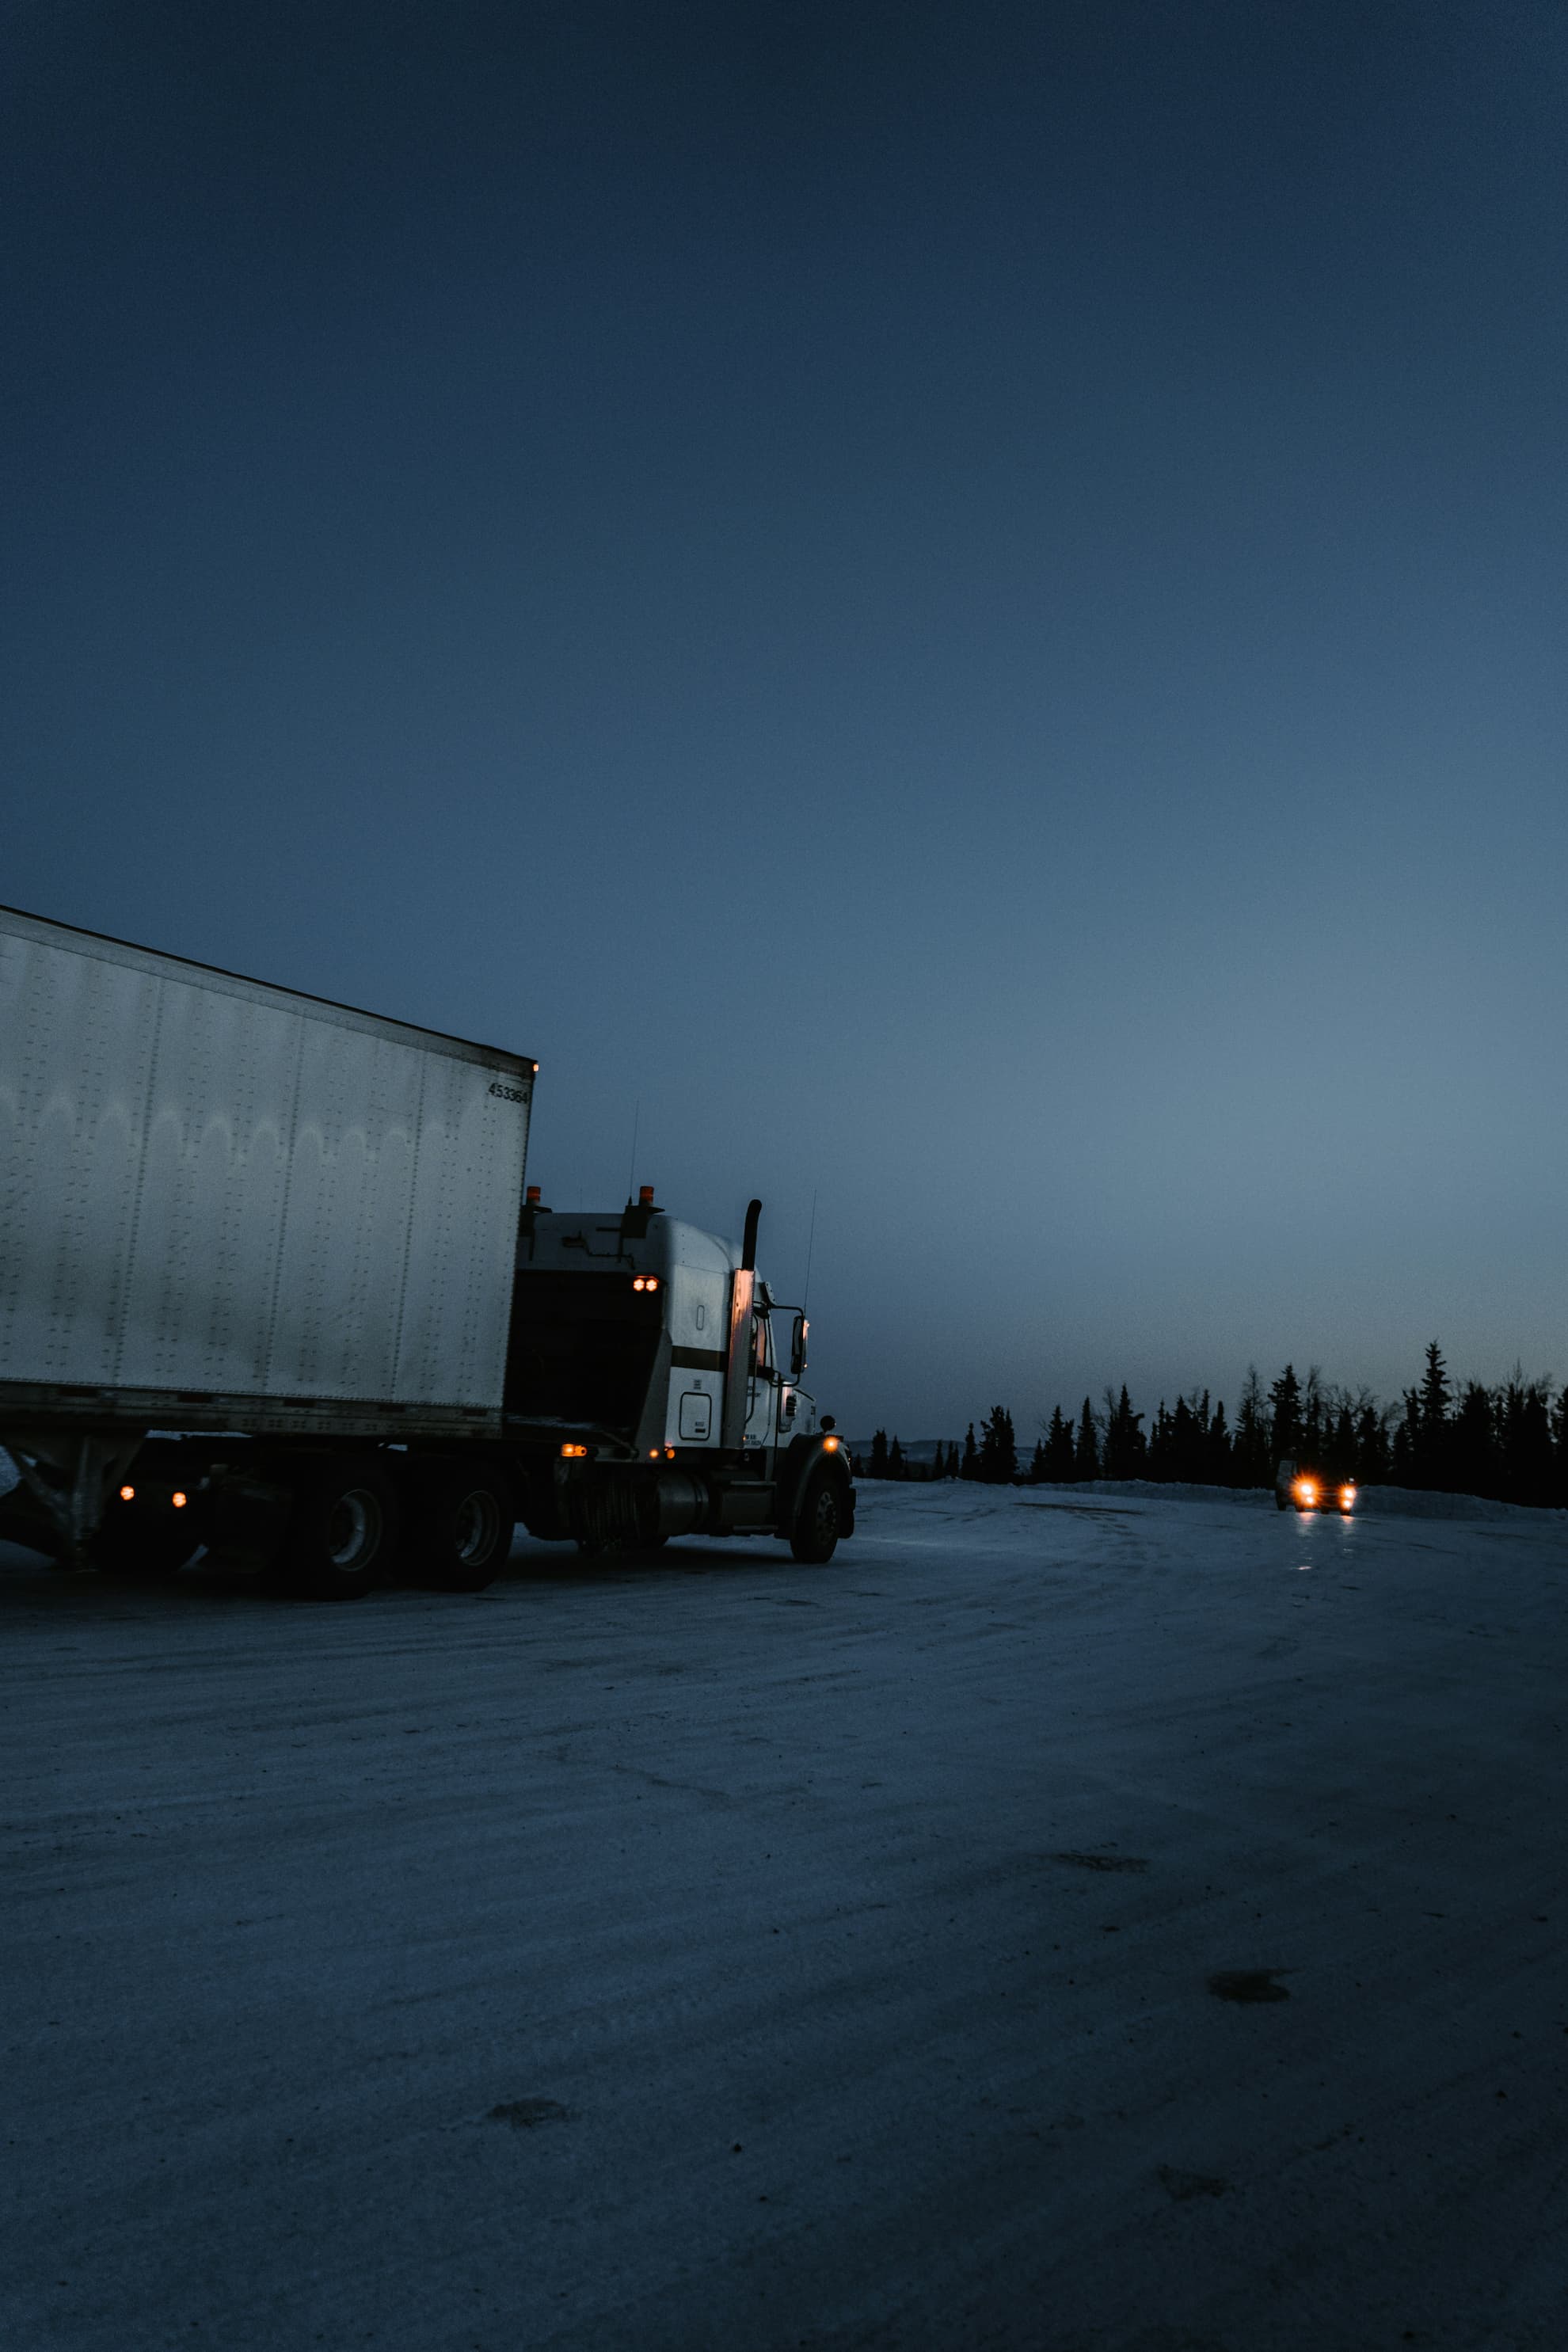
506 1190 851 1560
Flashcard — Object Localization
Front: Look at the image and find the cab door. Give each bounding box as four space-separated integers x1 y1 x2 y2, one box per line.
744 1307 780 1463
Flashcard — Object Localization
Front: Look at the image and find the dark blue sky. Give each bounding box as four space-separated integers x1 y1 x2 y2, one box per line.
5 2 1565 1435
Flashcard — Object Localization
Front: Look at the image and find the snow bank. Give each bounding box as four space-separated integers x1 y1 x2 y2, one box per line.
1042 1476 1567 1526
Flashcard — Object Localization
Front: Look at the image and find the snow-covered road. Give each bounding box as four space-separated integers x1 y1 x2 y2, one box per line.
3 1484 1565 2351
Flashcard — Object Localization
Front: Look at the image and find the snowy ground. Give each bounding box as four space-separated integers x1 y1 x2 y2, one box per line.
3 1482 1566 2352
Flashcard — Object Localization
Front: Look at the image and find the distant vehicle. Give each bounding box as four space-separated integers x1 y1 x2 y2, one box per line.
1275 1458 1357 1514
0 905 854 1595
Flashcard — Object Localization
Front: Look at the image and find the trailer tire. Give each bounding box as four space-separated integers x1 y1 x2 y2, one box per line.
411 1467 515 1593
790 1466 843 1565
279 1458 399 1600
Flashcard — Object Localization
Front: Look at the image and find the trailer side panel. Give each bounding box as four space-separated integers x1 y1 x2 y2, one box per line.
0 910 531 1414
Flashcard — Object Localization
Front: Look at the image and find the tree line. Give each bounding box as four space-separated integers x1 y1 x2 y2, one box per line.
854 1344 1568 1509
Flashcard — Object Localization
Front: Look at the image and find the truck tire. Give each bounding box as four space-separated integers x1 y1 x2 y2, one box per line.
279 1457 399 1600
790 1466 843 1565
411 1467 515 1593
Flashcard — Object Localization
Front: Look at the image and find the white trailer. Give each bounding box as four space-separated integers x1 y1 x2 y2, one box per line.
0 907 853 1595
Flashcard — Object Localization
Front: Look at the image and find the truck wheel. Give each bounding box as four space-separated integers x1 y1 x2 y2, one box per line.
790 1467 843 1564
280 1458 399 1600
413 1468 515 1594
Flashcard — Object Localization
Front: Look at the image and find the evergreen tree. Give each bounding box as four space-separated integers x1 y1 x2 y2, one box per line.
1301 1367 1326 1466
1206 1399 1233 1484
869 1429 889 1479
1041 1406 1076 1482
1028 1437 1048 1483
1073 1398 1100 1480
961 1423 979 1480
978 1406 1017 1484
1268 1365 1303 1464
1416 1342 1452 1486
1448 1381 1495 1499
888 1435 904 1479
1102 1386 1147 1479
1498 1371 1555 1506
1234 1366 1272 1487
1353 1399 1390 1484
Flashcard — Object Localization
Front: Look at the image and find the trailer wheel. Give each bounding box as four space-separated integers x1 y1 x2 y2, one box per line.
413 1467 515 1593
790 1467 843 1564
280 1458 399 1600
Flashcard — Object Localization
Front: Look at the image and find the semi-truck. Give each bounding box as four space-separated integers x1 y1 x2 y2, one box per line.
0 905 854 1597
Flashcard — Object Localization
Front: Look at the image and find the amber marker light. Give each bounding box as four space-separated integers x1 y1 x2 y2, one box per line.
664 1447 676 1460
822 1436 840 1452
172 1491 188 1509
119 1485 135 1501
560 1443 588 1459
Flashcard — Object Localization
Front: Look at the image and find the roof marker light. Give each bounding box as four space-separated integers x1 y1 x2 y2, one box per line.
172 1491 188 1509
120 1485 135 1502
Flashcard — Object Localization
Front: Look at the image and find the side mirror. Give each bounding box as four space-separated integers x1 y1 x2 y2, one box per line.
790 1314 808 1377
